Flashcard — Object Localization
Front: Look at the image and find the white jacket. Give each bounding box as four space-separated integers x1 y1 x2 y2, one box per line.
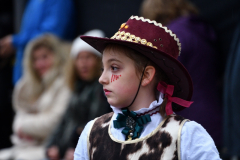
12 77 71 146
0 35 71 160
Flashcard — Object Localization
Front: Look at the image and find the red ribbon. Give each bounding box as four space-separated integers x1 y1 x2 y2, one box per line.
157 81 193 115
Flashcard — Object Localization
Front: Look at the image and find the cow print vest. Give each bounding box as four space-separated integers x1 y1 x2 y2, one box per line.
88 112 188 160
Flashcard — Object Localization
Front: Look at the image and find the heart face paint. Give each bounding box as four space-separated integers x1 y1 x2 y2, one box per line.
111 74 121 83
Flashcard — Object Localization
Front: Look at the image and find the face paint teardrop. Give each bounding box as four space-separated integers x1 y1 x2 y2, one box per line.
111 74 121 83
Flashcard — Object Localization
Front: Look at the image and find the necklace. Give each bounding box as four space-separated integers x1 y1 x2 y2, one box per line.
113 108 151 140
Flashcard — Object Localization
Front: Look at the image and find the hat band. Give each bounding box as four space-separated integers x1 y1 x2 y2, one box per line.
111 31 158 49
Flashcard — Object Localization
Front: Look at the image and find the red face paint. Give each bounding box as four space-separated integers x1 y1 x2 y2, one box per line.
111 74 121 83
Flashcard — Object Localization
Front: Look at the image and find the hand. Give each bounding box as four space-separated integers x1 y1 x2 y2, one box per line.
47 146 60 160
17 129 33 141
63 148 75 160
0 35 15 57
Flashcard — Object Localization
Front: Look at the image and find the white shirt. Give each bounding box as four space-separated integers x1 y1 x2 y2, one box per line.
74 95 221 160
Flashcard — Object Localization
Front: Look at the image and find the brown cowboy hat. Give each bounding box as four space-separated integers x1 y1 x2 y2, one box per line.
80 16 193 112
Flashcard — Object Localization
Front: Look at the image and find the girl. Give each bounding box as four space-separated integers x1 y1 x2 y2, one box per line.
74 16 221 160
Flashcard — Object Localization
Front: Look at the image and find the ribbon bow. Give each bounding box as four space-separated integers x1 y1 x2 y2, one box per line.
157 81 193 115
113 108 151 140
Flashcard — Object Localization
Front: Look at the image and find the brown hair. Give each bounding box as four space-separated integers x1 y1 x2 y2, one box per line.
31 41 54 53
65 57 78 90
140 0 198 25
104 44 169 116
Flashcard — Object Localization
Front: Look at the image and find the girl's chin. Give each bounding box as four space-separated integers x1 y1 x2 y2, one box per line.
107 98 130 109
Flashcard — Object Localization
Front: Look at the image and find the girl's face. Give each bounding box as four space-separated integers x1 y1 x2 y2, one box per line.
32 47 54 78
99 49 140 108
75 51 100 81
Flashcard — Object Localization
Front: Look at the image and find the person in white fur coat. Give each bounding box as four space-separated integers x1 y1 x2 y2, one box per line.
0 34 71 160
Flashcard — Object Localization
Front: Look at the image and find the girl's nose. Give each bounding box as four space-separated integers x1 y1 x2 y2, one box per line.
99 71 109 85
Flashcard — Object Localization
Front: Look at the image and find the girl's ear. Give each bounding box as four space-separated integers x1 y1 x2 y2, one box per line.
141 66 156 86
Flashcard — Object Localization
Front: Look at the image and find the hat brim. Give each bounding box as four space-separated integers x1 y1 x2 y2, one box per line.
81 36 193 112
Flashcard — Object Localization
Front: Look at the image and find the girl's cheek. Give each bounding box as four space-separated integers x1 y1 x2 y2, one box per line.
110 74 121 83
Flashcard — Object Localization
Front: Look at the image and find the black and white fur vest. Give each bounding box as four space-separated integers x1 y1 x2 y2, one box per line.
87 112 188 160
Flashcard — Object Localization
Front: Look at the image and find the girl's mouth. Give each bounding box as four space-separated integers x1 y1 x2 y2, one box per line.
103 89 111 95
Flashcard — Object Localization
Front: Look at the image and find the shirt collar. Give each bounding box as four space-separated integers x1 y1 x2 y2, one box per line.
111 92 164 116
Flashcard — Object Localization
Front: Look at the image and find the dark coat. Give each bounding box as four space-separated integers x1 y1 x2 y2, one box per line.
223 22 240 156
46 79 110 158
167 16 222 146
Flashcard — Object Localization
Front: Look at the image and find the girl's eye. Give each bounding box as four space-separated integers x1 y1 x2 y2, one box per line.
111 66 118 71
101 68 104 72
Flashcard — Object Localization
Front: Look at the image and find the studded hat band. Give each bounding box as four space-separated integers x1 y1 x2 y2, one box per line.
111 31 158 49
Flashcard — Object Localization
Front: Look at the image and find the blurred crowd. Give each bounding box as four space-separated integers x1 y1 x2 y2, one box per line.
0 0 240 160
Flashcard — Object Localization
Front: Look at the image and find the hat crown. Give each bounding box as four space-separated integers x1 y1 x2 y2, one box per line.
111 16 181 59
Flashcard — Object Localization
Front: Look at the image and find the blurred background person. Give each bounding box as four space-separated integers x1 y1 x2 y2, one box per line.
141 0 222 150
46 30 110 160
0 0 75 84
0 34 71 160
